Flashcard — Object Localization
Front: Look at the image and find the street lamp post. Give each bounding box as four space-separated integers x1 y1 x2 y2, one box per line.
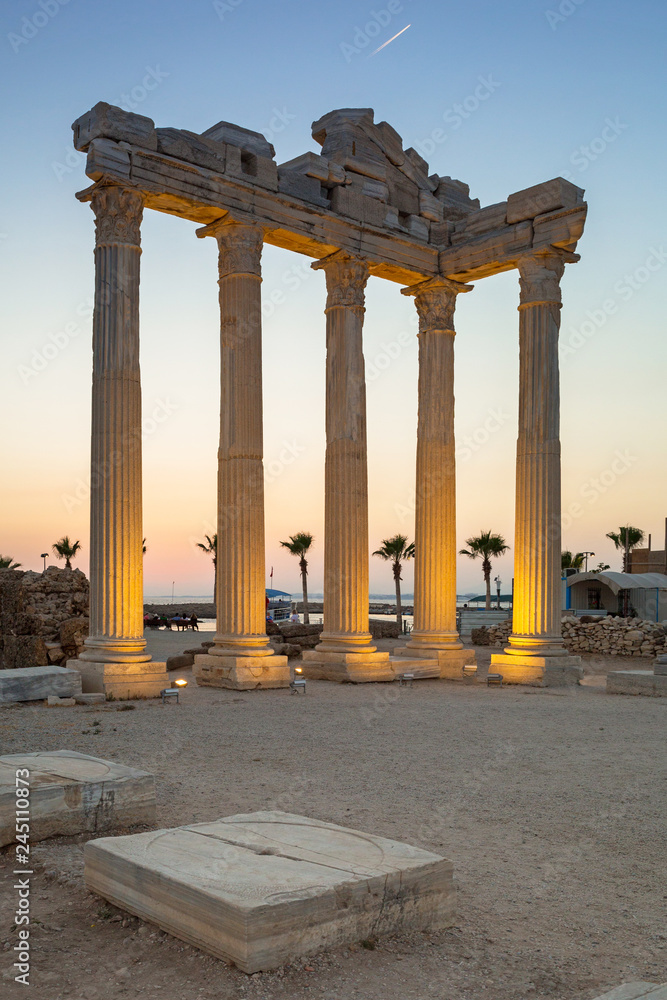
40 553 48 573
582 551 595 572
494 575 502 610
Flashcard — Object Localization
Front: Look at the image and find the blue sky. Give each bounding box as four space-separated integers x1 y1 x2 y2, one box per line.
1 0 665 595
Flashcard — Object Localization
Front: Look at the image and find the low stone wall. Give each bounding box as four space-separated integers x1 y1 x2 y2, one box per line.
478 615 666 657
144 603 215 619
0 568 90 669
369 618 401 639
270 622 321 658
267 618 401 656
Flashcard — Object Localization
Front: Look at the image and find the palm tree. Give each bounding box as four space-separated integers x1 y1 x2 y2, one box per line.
196 533 217 603
561 551 585 571
460 530 510 610
280 533 314 624
0 555 21 569
606 526 645 572
372 534 415 631
52 536 81 570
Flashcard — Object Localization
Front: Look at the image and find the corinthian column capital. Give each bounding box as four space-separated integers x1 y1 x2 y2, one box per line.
517 248 580 307
215 222 263 279
90 184 144 247
312 251 369 308
402 277 473 333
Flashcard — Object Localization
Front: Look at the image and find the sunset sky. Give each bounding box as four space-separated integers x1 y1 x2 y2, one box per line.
1 0 665 597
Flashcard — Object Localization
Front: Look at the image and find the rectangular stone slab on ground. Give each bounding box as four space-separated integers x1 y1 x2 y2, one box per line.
607 671 667 697
84 810 455 973
593 984 666 1000
0 665 82 704
0 751 155 847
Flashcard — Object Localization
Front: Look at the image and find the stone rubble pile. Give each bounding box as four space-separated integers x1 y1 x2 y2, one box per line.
475 615 666 657
0 567 90 669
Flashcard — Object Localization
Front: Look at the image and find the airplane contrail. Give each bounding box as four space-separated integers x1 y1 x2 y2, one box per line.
370 23 412 57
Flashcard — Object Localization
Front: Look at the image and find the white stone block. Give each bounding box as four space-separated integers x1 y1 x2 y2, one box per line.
74 659 168 700
607 671 667 697
84 811 455 973
506 177 584 224
592 984 665 1000
72 102 157 152
0 751 155 848
0 665 82 704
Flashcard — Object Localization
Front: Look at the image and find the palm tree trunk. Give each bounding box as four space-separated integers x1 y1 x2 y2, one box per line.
395 572 402 632
65 558 72 570
302 570 310 624
485 570 491 610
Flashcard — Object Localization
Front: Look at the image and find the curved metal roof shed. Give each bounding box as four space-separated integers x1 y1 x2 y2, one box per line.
565 572 667 621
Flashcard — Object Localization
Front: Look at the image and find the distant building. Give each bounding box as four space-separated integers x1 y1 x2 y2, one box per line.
565 571 667 621
627 517 667 575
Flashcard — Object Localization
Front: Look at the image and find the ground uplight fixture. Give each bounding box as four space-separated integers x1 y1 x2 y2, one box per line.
290 667 306 694
172 678 188 688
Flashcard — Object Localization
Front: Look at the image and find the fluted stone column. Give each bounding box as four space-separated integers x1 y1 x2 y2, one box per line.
76 183 167 699
301 251 392 682
491 248 582 686
395 277 476 678
193 219 288 690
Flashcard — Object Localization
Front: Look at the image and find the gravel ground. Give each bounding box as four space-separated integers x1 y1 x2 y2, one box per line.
1 634 665 1000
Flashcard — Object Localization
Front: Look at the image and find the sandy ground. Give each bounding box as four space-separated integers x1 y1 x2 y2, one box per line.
1 632 665 1000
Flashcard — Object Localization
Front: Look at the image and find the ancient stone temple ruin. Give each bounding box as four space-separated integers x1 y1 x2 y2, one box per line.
71 103 587 692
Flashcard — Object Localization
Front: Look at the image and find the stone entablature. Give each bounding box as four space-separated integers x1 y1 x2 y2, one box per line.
73 103 586 286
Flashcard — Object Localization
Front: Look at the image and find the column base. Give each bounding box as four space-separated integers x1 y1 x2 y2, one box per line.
489 652 583 687
69 659 169 700
194 653 289 690
395 645 477 680
79 638 150 664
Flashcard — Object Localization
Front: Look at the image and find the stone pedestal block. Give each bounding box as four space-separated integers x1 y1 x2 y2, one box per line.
301 649 394 682
607 671 667 697
654 655 667 675
394 645 476 680
592 984 666 1000
84 811 455 973
72 659 168 699
0 665 83 704
0 751 155 847
488 653 582 686
194 653 289 690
